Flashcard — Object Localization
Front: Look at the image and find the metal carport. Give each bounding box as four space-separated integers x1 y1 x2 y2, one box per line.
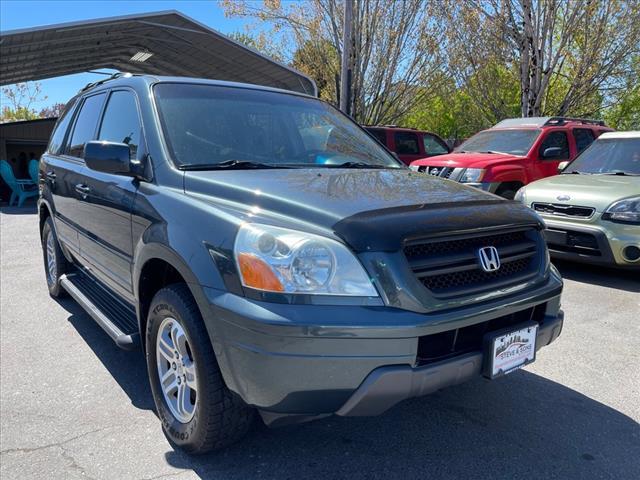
0 10 316 95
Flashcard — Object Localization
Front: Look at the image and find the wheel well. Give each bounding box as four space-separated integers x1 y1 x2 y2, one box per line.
39 204 50 237
496 181 523 195
138 258 187 345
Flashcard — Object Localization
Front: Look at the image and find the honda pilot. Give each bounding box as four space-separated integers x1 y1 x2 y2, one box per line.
38 74 564 454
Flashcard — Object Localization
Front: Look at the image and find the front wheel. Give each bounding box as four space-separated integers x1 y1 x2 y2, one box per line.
146 284 254 454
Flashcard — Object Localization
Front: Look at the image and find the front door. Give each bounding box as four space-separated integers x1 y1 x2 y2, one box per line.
534 130 571 179
77 89 143 300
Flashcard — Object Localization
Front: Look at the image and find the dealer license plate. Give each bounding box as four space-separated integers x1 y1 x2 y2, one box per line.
484 323 538 379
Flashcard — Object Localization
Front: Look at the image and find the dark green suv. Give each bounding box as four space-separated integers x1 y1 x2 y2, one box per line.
38 74 564 453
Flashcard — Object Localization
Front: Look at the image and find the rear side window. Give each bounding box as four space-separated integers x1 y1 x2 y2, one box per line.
394 132 420 154
423 134 449 155
539 131 569 159
47 99 77 155
367 128 387 146
98 91 142 159
573 128 595 154
66 93 106 158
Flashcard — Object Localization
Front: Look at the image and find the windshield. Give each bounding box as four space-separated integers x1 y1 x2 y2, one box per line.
564 138 640 175
153 83 402 169
456 129 541 155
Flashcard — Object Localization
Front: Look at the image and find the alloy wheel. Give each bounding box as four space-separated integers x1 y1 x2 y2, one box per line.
156 317 198 423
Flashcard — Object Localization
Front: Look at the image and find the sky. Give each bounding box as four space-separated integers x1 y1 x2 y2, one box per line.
0 0 254 111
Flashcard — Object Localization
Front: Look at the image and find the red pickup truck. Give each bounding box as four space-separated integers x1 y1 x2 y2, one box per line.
409 117 612 198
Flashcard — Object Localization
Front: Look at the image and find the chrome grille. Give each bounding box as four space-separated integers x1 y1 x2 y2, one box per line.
404 229 540 298
532 203 595 218
418 166 455 178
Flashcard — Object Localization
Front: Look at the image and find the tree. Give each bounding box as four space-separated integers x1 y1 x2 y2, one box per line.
38 103 66 119
220 0 446 125
604 55 640 129
1 82 48 122
454 0 640 117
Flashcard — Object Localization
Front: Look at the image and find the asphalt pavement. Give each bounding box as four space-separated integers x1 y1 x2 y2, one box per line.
1 205 639 480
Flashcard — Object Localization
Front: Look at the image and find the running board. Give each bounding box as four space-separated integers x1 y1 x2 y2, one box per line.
60 273 140 350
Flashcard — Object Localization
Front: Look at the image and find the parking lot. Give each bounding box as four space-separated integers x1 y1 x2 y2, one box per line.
1 205 638 480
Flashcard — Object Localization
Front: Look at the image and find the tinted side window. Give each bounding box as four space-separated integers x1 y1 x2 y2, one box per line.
423 134 449 155
394 132 420 154
540 131 569 159
367 128 388 146
98 91 141 158
47 99 77 155
574 128 595 154
66 93 106 158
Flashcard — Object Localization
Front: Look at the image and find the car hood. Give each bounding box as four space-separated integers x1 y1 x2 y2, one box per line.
410 152 524 169
184 168 543 251
523 174 640 212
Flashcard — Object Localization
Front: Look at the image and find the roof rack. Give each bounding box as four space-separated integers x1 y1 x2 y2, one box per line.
544 117 605 127
79 72 134 93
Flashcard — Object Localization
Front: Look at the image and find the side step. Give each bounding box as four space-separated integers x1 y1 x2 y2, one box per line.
60 273 140 350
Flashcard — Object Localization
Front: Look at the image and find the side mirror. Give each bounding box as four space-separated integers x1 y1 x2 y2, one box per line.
557 161 569 173
84 141 132 175
542 146 563 159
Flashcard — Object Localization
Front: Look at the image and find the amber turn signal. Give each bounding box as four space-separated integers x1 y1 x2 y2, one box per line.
237 253 285 292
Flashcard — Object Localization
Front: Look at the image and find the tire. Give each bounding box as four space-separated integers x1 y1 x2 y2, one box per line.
145 284 254 454
496 186 518 200
41 217 69 298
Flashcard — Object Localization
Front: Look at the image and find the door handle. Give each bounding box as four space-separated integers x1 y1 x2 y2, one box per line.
75 184 90 197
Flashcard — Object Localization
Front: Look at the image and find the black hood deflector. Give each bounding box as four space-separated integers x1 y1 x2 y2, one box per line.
333 200 544 252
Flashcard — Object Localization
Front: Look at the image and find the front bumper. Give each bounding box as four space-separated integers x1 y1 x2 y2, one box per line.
337 312 563 417
543 218 640 269
201 271 563 423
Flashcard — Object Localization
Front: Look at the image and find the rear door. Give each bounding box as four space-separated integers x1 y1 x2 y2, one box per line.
76 89 143 300
45 95 108 257
572 128 596 156
393 131 422 165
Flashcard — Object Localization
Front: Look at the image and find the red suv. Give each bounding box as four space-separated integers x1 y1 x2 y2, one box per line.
365 126 451 165
409 117 612 198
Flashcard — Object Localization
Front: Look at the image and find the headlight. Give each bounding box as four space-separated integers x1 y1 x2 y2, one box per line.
603 196 640 224
234 223 378 296
514 187 527 204
459 168 485 183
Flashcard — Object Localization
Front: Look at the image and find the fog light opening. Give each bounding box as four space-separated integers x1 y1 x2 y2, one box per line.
622 245 640 262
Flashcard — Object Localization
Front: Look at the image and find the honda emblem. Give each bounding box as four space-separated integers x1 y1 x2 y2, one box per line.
478 246 501 272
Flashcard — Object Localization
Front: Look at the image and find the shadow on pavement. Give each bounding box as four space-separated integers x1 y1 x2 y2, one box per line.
57 296 155 411
554 259 640 293
163 372 639 480
57 295 639 479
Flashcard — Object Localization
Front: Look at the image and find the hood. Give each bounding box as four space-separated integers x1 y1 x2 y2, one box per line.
411 152 524 169
184 168 543 251
523 174 640 212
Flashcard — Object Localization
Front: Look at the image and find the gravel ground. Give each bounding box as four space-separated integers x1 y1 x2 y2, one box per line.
1 205 639 480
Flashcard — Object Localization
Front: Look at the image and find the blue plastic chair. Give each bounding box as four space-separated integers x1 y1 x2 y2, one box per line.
0 160 38 207
29 159 40 184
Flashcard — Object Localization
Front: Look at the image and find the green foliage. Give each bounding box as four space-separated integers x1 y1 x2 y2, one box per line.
0 106 39 122
402 63 521 143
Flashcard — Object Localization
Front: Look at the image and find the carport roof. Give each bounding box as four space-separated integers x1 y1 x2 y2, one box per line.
0 10 317 96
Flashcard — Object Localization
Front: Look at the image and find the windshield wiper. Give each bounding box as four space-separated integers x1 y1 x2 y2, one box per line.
597 170 640 176
564 170 590 175
320 161 395 169
178 160 291 171
477 150 510 155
